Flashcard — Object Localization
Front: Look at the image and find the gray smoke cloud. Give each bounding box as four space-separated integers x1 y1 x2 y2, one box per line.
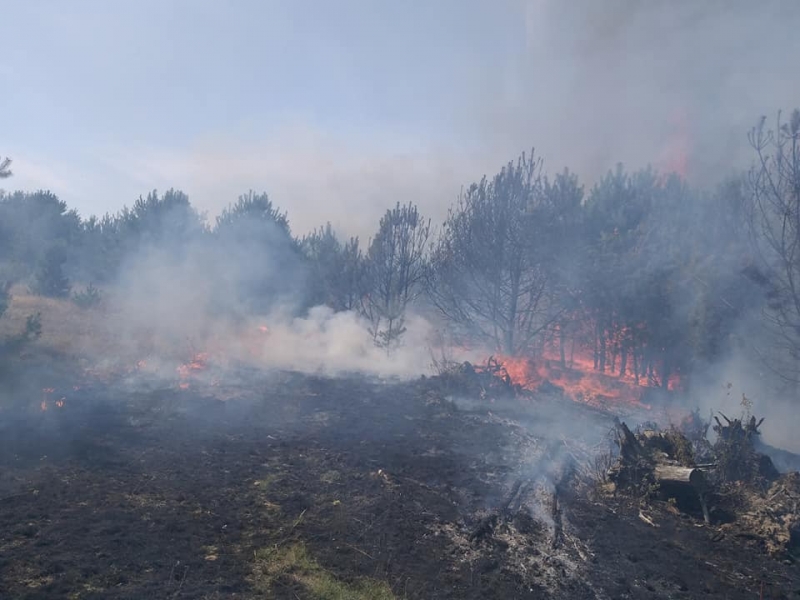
111 0 800 243
9 1 799 243
99 239 445 384
470 0 800 187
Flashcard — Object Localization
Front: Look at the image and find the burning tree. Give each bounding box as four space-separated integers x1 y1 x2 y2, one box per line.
578 167 697 387
538 168 586 365
748 109 800 383
362 202 431 348
428 151 569 355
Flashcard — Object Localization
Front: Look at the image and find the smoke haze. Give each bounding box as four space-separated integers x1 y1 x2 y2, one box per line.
3 2 800 453
101 240 442 382
3 1 799 240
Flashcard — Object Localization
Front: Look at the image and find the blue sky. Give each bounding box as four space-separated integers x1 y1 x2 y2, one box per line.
2 1 530 235
4 1 517 145
3 1 799 238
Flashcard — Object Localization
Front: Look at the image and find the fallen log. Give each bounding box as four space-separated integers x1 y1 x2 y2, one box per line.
654 464 711 524
654 465 707 490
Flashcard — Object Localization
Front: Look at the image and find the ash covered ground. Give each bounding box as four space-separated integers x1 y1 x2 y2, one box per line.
2 357 799 600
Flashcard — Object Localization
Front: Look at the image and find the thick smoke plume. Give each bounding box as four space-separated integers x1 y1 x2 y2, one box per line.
103 240 441 381
484 0 800 188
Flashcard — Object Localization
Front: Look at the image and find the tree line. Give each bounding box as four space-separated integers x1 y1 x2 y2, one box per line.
2 110 800 390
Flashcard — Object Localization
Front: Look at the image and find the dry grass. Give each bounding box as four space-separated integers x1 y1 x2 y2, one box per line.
0 286 219 367
251 542 395 599
0 285 183 371
0 285 112 359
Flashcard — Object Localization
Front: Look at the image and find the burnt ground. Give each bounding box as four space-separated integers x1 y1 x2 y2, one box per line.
1 366 799 599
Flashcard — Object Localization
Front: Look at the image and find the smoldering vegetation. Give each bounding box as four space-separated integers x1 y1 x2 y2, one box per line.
3 110 800 450
5 112 800 600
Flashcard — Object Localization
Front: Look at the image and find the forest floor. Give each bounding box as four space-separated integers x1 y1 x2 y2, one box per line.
1 352 799 600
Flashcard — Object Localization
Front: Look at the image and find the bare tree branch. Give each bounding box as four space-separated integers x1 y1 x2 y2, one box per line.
0 157 12 179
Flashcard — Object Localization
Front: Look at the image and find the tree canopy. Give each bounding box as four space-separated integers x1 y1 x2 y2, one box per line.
1 110 798 390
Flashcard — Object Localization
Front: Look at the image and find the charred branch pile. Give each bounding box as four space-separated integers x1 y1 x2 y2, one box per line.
713 413 779 483
732 472 800 557
607 414 800 557
430 357 520 400
608 420 711 521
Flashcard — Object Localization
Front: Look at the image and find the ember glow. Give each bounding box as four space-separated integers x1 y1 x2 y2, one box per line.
177 352 210 390
661 108 690 180
41 387 53 411
40 387 66 411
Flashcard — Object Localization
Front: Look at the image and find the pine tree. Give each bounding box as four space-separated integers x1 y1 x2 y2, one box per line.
30 246 71 298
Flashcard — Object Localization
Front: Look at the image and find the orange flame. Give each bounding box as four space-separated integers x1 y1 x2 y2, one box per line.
176 352 210 390
40 388 67 411
661 108 689 180
40 387 54 411
484 336 682 412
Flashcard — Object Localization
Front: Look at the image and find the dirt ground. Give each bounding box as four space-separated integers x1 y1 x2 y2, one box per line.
1 364 799 599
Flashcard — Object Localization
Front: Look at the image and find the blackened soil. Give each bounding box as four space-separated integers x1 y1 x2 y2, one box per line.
0 370 798 599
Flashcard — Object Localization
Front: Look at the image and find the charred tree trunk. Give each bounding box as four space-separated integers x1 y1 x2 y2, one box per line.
597 322 607 373
644 349 655 385
619 342 628 378
504 264 520 354
661 354 672 389
610 334 618 373
615 420 640 461
569 334 575 368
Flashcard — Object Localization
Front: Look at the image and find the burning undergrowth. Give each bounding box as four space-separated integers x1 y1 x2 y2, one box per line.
0 250 440 402
431 351 674 420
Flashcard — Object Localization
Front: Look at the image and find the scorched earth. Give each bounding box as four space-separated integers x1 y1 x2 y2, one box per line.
1 358 799 600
